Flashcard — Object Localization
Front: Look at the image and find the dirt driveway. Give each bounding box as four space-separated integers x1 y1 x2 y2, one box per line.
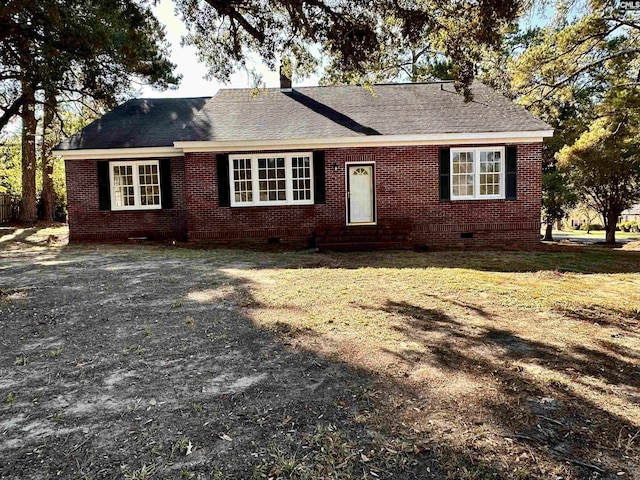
0 227 434 479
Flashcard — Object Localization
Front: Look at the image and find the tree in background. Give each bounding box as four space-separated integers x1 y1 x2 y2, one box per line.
0 107 96 222
320 15 453 85
537 94 589 240
508 0 640 241
541 162 577 240
176 0 519 99
0 137 21 209
0 0 179 222
558 94 640 243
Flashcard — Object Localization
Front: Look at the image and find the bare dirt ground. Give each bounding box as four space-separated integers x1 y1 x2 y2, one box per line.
0 227 435 479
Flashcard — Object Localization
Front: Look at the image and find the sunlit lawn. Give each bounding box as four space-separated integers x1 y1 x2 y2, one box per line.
546 228 640 241
229 246 640 478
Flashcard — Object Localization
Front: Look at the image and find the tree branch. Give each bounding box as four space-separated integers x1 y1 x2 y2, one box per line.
204 0 266 43
0 93 24 131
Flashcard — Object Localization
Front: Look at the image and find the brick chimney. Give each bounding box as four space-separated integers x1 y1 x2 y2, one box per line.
279 65 292 92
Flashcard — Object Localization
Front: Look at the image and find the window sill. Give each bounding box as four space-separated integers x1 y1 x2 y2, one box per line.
230 202 314 208
449 196 506 201
110 206 163 211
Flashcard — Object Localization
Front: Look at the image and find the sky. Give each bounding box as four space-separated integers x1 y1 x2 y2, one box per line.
138 0 556 99
139 0 319 99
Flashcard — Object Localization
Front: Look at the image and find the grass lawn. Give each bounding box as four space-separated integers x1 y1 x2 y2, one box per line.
1 225 639 479
546 228 640 242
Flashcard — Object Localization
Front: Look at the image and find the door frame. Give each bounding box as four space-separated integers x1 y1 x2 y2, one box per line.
345 162 377 226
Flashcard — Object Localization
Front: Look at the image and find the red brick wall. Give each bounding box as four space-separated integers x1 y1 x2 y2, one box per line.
66 143 542 247
65 157 187 241
184 144 542 247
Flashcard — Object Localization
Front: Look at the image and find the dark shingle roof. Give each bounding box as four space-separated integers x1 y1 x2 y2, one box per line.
57 97 210 150
56 81 551 150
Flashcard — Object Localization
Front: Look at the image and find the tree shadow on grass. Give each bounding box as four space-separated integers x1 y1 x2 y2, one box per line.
299 244 640 275
23 223 640 275
0 226 40 247
2 239 639 479
0 246 448 479
374 299 639 479
554 304 640 334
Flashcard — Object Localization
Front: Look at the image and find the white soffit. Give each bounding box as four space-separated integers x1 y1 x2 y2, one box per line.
174 130 554 152
56 130 553 159
54 146 182 160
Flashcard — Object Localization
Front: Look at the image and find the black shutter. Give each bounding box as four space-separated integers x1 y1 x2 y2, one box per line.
97 161 111 210
159 158 173 209
506 146 517 201
216 153 230 207
313 150 326 204
439 148 451 201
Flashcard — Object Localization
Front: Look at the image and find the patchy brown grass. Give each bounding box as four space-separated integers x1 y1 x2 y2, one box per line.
228 247 640 479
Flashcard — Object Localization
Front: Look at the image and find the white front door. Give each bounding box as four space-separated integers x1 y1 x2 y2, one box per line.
347 164 375 224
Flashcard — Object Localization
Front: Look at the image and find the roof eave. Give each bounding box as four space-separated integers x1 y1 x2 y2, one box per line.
53 146 182 160
174 130 554 153
54 130 553 160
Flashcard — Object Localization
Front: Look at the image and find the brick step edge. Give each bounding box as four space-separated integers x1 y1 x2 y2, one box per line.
316 235 409 243
315 228 411 236
316 241 411 251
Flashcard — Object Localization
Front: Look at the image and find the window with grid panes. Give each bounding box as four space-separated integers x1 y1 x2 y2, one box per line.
291 156 312 201
110 161 162 210
232 158 253 203
450 148 505 200
258 157 287 201
229 153 313 206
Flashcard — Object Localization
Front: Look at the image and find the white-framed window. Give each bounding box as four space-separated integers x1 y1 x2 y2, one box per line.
110 160 162 210
451 147 505 200
229 152 314 206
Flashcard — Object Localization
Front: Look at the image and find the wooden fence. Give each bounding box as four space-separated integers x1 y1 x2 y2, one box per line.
0 194 10 223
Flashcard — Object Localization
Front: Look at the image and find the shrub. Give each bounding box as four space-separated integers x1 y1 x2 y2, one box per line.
618 221 640 233
579 223 604 231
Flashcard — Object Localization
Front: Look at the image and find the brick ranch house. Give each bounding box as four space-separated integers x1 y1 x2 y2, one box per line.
54 81 552 249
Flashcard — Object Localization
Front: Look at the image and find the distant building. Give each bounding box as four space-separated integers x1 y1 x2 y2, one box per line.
620 204 640 223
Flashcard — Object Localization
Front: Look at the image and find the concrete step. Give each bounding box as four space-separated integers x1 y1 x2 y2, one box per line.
316 241 409 251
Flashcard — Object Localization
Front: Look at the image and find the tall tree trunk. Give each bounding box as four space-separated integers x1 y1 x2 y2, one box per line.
605 225 616 244
543 223 553 241
19 79 37 223
605 210 618 244
41 89 57 221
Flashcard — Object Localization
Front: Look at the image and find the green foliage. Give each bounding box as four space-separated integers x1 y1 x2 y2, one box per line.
557 111 640 243
1 0 180 221
0 108 93 221
579 223 604 231
50 155 66 222
177 0 520 98
618 221 640 233
508 2 640 243
541 161 578 227
122 463 156 480
14 355 29 366
321 15 454 85
0 137 22 206
510 3 640 115
47 347 63 357
1 0 180 126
